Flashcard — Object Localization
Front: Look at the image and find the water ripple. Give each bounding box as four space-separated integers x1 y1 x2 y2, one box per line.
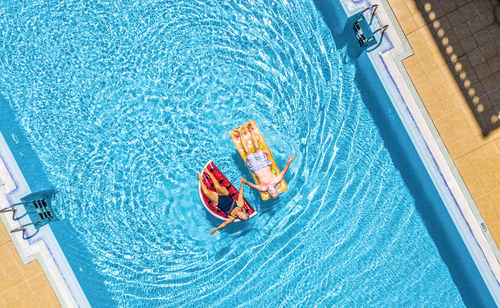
0 0 463 306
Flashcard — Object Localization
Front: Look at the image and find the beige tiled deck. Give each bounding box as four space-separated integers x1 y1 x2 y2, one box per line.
387 0 500 248
0 221 60 307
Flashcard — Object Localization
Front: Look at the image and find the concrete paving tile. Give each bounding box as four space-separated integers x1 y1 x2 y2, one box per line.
427 67 447 83
474 29 493 46
413 12 427 30
481 75 498 93
453 22 473 41
475 165 499 194
0 242 25 292
434 110 478 158
487 56 500 73
387 0 403 6
402 52 418 66
391 2 412 21
474 61 492 79
460 2 478 21
434 81 454 101
416 81 436 99
14 257 43 282
476 192 500 246
423 95 445 119
479 9 495 27
481 41 499 60
453 137 482 163
0 281 38 308
487 88 500 104
495 37 500 51
480 94 494 111
400 17 419 35
421 55 440 71
467 47 486 65
455 0 471 6
467 15 486 34
461 35 479 54
406 0 420 15
406 26 426 45
407 63 426 80
440 95 460 116
475 193 490 214
460 159 492 196
28 274 61 308
446 6 467 26
471 81 486 98
494 71 500 86
459 170 484 197
442 65 459 84
487 23 500 39
432 55 446 69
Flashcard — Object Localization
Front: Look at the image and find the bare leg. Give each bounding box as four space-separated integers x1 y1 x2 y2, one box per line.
236 181 245 208
248 124 262 153
237 128 252 155
204 168 229 196
197 172 219 204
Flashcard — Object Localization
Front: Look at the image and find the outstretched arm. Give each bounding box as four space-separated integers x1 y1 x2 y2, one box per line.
211 216 235 234
240 177 266 192
275 156 295 183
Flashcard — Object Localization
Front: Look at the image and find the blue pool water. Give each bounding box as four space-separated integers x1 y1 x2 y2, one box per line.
0 0 474 306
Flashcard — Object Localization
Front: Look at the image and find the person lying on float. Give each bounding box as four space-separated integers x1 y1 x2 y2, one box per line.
236 124 294 198
198 169 249 234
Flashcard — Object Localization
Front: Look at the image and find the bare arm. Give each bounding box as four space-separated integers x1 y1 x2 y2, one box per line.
240 177 266 192
211 216 235 234
237 179 245 206
275 156 295 183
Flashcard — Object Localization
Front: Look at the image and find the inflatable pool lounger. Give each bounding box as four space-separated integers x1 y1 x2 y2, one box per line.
199 160 257 221
228 119 288 200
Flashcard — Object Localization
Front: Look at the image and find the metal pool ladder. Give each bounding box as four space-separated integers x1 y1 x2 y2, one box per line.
352 5 388 50
0 199 55 239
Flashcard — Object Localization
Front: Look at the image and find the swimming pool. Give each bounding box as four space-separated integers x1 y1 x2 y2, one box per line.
0 0 495 306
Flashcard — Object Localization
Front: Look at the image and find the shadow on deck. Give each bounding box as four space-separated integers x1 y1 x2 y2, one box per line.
414 0 500 136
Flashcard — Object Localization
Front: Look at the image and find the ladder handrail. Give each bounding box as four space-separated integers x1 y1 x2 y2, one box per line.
373 24 389 35
2 199 55 240
10 221 43 239
360 4 378 25
0 205 24 221
365 25 389 52
0 205 15 213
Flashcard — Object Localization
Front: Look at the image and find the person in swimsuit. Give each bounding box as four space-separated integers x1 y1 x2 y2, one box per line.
237 124 294 198
197 168 249 234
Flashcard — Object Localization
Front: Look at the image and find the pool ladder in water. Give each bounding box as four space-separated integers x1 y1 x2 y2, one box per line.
0 199 54 239
353 4 389 50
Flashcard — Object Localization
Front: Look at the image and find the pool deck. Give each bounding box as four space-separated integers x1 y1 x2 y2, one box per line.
385 0 500 258
0 222 59 307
